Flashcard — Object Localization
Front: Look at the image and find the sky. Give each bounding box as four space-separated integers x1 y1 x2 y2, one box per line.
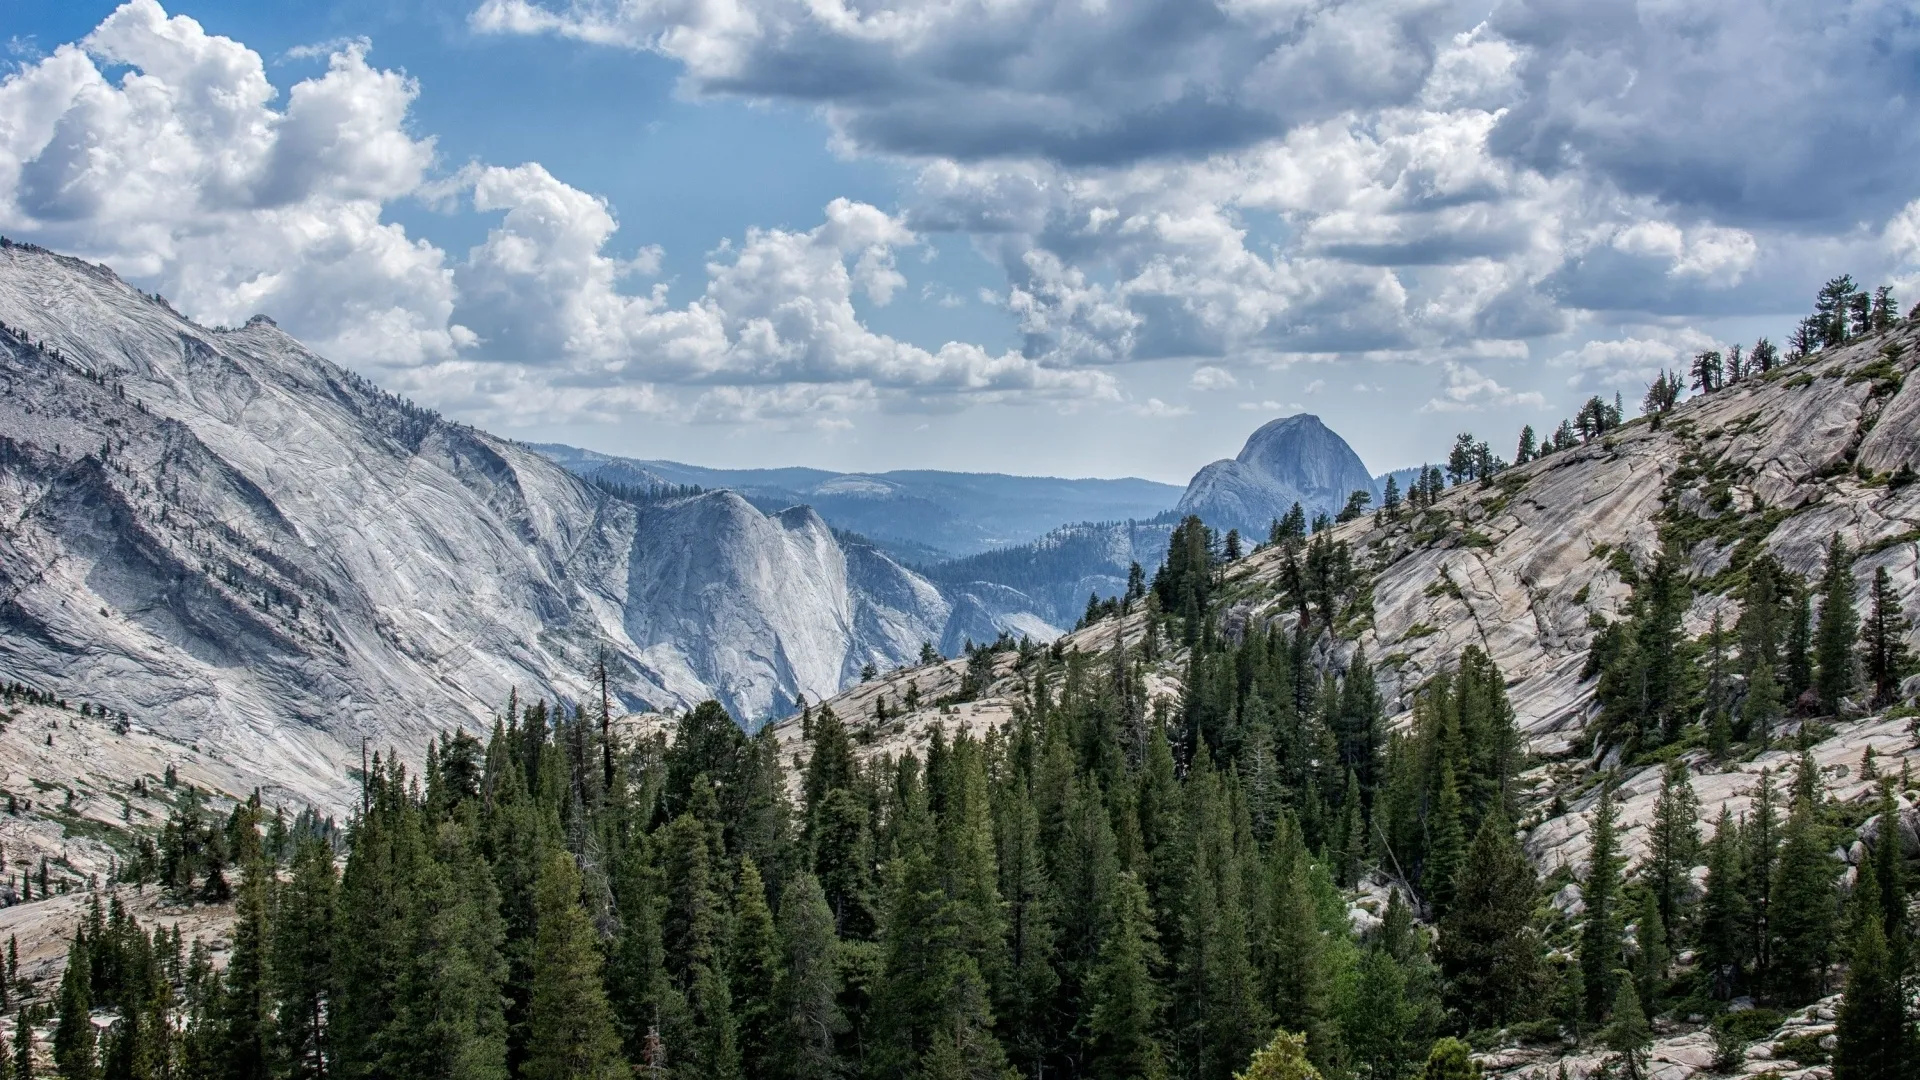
2 0 1917 484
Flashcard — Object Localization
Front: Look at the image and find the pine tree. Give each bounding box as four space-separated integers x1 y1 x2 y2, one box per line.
1644 761 1699 946
730 859 781 1079
1260 828 1330 1073
1832 908 1910 1080
1435 813 1539 1031
1816 534 1860 715
207 830 275 1080
1696 807 1747 998
1348 931 1418 1080
1629 889 1668 1011
54 934 96 1080
1578 782 1623 1023
773 872 845 1080
14 1009 30 1080
1786 588 1815 704
524 853 626 1080
1086 872 1168 1080
1422 762 1464 916
385 825 509 1080
1859 566 1913 708
1867 783 1906 965
1603 982 1651 1080
270 838 336 1080
1768 790 1839 1004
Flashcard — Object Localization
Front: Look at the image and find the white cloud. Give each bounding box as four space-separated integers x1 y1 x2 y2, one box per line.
0 1 459 368
472 0 1450 165
0 2 1122 428
1303 379 1325 394
1420 360 1546 412
1548 329 1722 392
1189 365 1237 391
1130 397 1191 418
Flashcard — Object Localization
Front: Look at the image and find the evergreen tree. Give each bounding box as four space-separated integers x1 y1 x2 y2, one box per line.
1436 813 1539 1031
1786 588 1815 704
53 935 96 1080
524 853 626 1080
1696 807 1747 998
208 830 275 1080
1644 761 1699 947
1603 982 1651 1080
1347 938 1418 1080
1816 534 1860 715
1421 762 1464 916
1832 908 1910 1080
773 872 845 1080
1859 566 1913 708
731 859 781 1079
1258 823 1331 1074
1085 872 1168 1080
270 838 336 1080
1578 782 1623 1023
1769 788 1839 1004
1629 889 1668 1011
384 825 509 1080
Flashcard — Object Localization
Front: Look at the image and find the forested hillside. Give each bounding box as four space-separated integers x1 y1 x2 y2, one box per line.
4 277 1920 1080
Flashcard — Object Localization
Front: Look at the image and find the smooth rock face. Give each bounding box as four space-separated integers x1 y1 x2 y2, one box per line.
1176 414 1379 538
0 242 959 805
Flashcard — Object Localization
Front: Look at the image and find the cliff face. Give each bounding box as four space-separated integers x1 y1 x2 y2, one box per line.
0 242 952 804
1175 413 1379 538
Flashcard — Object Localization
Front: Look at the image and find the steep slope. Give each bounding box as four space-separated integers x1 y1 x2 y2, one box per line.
1175 413 1379 538
0 241 953 803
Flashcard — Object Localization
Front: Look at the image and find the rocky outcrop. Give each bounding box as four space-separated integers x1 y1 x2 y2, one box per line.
1176 413 1379 538
0 242 957 804
1219 327 1920 758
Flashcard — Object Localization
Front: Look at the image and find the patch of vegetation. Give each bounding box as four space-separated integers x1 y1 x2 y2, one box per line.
1402 622 1440 639
1459 530 1495 549
1606 545 1640 585
1845 357 1904 394
1717 1008 1785 1044
1782 372 1816 389
1772 1033 1829 1066
1862 528 1920 557
1572 584 1590 604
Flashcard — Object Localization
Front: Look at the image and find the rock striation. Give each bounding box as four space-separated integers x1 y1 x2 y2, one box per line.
0 241 968 804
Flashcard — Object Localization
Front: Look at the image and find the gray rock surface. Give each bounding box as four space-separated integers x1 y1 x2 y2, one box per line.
0 242 963 804
1175 413 1380 538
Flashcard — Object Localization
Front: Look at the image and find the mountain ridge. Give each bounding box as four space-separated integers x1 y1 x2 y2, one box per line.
0 240 973 804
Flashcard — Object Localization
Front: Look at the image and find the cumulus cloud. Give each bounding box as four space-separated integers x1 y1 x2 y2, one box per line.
1189 365 1237 391
1547 329 1723 391
1489 0 1920 228
469 0 1920 386
0 1 1124 429
0 0 459 367
472 0 1450 165
1420 360 1546 412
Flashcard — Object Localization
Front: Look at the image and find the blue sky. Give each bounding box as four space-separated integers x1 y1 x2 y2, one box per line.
2 0 1917 483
